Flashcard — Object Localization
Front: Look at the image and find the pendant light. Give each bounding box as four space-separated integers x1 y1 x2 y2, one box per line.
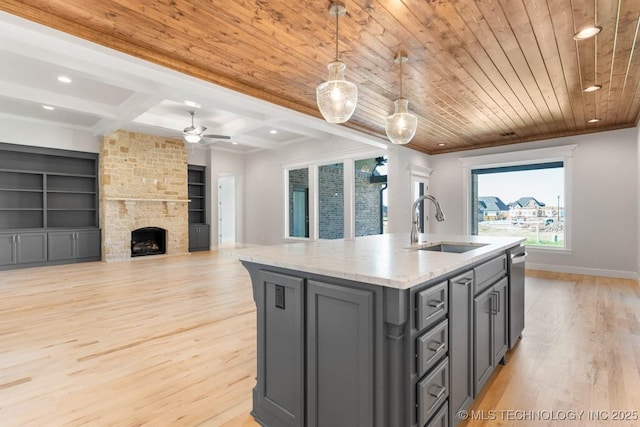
316 2 358 124
385 52 417 145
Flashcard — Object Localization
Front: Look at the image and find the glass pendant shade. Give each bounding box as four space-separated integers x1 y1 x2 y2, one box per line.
316 61 358 123
184 133 201 144
385 98 417 145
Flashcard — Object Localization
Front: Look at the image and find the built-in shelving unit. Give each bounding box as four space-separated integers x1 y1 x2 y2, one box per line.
0 170 45 229
188 166 206 224
187 165 210 251
0 142 100 270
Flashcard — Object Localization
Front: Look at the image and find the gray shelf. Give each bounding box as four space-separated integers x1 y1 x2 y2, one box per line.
187 165 207 225
0 211 44 229
188 165 209 251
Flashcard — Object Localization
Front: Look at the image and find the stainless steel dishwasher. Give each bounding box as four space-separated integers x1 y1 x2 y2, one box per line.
507 245 527 348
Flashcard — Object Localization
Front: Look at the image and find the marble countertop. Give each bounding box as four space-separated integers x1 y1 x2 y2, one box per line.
231 233 525 290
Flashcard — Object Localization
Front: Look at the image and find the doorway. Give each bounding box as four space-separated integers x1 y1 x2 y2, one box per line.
218 175 236 248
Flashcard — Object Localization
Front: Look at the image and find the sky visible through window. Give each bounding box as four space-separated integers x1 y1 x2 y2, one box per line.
478 168 564 207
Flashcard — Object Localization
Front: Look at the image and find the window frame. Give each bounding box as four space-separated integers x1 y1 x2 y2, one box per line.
283 166 312 240
283 148 386 241
459 145 576 252
410 164 433 234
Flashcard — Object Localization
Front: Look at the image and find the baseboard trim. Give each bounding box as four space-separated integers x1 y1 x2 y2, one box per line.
526 262 638 280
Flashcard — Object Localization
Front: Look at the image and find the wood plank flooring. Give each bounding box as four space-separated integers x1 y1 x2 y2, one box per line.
0 253 638 426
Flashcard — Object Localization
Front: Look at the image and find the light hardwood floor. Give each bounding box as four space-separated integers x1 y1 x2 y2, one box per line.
0 253 638 426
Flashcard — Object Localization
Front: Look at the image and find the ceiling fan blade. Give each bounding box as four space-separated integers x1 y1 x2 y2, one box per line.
202 134 231 139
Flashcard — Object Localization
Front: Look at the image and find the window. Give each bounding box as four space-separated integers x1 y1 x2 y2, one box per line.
288 168 309 238
460 145 575 250
472 163 564 247
284 151 387 240
410 166 432 234
413 181 426 233
355 156 387 236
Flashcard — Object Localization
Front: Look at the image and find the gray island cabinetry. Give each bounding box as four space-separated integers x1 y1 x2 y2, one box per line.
237 234 524 427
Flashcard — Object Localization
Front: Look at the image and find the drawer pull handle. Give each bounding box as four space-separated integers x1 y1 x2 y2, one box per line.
428 300 445 310
429 385 446 399
428 342 446 354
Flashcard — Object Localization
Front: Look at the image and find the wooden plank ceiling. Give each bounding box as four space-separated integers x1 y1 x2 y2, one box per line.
2 0 639 154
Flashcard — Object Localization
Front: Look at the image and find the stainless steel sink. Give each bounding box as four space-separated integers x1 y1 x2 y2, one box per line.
417 243 488 253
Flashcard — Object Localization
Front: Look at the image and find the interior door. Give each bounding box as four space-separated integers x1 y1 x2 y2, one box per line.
218 175 236 248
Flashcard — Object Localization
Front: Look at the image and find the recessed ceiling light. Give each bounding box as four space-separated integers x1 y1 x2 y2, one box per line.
584 85 602 92
586 118 601 123
269 129 278 134
42 105 55 110
573 26 602 40
232 141 239 145
184 100 201 109
437 143 446 147
57 75 72 83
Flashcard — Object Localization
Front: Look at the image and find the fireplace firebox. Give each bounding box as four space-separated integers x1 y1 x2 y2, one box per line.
131 227 166 257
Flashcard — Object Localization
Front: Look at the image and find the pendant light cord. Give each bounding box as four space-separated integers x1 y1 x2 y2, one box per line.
399 59 404 99
335 9 339 62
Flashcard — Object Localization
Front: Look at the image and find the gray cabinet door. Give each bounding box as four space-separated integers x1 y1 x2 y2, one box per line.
449 271 474 426
253 270 305 427
0 234 17 266
48 231 76 261
48 229 101 261
188 225 198 250
188 224 210 251
16 233 47 264
307 280 374 427
76 229 101 259
493 277 509 364
473 287 494 396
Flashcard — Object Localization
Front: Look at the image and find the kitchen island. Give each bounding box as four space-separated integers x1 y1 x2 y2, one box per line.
235 233 525 427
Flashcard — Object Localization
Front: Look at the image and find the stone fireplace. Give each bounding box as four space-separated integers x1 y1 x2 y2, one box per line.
100 131 189 262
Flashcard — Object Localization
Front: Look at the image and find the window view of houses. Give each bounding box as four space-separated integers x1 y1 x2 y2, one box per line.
474 165 565 248
477 195 564 247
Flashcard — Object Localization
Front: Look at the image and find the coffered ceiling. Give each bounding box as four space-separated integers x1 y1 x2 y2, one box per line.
1 0 639 154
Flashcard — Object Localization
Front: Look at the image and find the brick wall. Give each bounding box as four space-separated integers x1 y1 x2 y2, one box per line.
100 130 189 262
355 170 384 237
319 164 344 239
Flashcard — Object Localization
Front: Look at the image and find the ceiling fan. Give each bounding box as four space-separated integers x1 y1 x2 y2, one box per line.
183 110 231 143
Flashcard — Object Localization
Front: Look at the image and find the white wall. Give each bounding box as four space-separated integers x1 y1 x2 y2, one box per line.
0 117 99 152
386 145 432 233
242 137 430 245
429 128 639 278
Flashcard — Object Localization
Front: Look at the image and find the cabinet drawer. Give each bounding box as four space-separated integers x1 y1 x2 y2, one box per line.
474 254 507 294
426 401 449 427
416 281 448 331
417 319 448 377
417 357 449 427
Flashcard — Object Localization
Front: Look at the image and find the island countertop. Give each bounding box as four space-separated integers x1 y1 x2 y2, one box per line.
232 233 524 290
